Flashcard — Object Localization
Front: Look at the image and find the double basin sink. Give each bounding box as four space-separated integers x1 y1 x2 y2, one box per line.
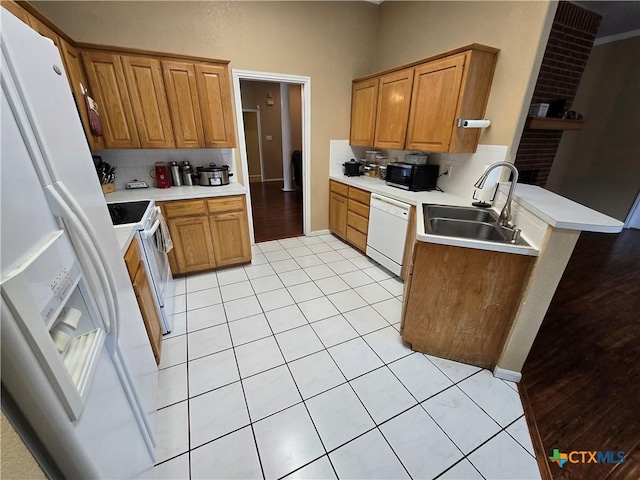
423 205 529 246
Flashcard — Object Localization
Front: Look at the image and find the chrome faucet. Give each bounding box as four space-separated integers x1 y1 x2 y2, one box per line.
474 162 519 227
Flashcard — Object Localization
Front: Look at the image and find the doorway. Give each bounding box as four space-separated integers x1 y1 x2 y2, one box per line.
232 71 311 245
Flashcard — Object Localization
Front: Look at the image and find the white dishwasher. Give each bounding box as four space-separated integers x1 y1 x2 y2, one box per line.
366 193 411 276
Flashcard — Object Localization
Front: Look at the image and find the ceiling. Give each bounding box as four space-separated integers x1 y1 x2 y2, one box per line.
576 1 640 38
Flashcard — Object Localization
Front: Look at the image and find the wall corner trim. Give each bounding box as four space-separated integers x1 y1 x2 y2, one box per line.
493 367 522 383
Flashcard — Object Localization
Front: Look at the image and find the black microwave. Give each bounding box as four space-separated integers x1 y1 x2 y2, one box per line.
386 162 439 191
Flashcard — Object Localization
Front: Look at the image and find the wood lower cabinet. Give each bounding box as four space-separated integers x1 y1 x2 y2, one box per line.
329 180 370 252
162 60 205 148
159 195 251 275
82 51 141 148
349 78 378 147
124 240 162 364
329 192 348 240
195 63 236 148
167 215 217 274
121 56 175 149
401 242 534 368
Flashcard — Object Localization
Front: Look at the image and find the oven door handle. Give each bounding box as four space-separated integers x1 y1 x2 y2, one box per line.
141 219 160 239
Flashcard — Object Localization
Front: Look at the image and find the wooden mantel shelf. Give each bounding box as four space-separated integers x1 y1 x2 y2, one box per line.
526 117 585 131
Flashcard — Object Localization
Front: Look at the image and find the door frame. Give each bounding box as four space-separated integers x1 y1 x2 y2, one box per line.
232 69 311 245
242 108 265 183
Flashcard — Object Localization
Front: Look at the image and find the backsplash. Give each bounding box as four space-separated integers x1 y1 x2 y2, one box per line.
94 148 236 190
329 140 508 201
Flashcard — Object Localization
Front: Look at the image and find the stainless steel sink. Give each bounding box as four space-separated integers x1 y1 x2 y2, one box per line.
426 205 498 223
429 218 509 242
423 204 529 246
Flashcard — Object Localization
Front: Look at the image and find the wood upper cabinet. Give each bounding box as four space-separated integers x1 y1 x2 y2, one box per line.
162 60 205 148
82 51 140 148
350 45 498 153
2 1 31 25
349 78 378 147
121 56 175 148
373 68 414 149
132 261 163 364
60 40 105 151
195 63 236 148
405 54 466 152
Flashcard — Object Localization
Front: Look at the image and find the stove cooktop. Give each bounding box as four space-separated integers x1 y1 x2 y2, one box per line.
107 200 151 226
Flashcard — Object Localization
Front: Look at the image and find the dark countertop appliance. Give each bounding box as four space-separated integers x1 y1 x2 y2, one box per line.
386 162 439 191
343 159 363 177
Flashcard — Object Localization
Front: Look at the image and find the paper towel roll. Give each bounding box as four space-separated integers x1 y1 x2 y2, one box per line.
460 119 491 128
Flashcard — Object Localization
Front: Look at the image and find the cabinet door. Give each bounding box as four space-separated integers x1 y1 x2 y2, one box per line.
329 192 348 240
60 40 105 151
167 216 217 274
162 61 205 148
122 56 175 148
405 54 466 153
26 14 62 50
2 2 31 25
132 261 162 364
373 68 414 149
209 211 251 267
82 51 140 148
349 78 378 147
195 63 236 148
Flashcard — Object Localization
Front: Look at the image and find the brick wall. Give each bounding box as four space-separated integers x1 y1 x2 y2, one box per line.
514 2 601 186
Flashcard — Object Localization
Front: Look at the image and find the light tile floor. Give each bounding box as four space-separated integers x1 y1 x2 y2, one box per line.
143 234 541 480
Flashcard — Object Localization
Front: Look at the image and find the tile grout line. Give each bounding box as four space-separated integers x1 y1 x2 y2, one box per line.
162 235 531 478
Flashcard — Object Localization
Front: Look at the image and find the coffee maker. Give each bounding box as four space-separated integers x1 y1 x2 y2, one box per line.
154 162 171 189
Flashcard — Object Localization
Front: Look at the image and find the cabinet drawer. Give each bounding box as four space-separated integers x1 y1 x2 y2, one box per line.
348 186 370 206
162 199 207 218
348 199 370 219
347 211 368 235
330 180 349 197
123 238 142 281
346 226 367 252
206 196 245 214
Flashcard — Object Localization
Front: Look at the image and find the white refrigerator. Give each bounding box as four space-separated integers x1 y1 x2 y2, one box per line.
1 12 158 479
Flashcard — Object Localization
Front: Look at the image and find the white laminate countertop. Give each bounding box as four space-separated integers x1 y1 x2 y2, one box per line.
105 182 247 203
331 174 623 257
499 183 624 233
114 224 137 255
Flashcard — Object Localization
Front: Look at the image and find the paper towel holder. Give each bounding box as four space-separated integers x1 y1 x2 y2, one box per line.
457 119 491 128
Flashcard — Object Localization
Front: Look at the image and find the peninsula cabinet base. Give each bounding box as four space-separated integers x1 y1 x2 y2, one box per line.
401 242 534 369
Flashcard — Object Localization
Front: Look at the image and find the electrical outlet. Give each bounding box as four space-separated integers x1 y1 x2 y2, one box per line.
442 165 453 177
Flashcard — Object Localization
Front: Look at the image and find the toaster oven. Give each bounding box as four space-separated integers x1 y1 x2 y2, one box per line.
385 162 439 191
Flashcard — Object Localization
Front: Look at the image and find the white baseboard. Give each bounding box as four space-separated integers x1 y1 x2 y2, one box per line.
308 229 331 237
493 367 522 383
262 178 284 182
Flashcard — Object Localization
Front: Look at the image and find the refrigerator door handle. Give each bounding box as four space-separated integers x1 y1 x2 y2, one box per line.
43 185 114 336
53 181 121 341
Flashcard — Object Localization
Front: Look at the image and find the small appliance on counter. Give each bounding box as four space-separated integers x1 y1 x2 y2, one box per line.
181 161 195 186
386 162 439 191
169 161 182 186
197 163 233 186
343 159 363 177
153 162 171 189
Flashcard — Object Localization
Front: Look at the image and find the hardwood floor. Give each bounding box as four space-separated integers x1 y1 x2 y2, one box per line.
521 229 640 480
250 181 303 243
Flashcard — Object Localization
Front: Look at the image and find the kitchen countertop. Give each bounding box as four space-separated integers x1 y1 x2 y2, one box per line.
105 182 247 203
331 174 623 257
113 224 137 255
